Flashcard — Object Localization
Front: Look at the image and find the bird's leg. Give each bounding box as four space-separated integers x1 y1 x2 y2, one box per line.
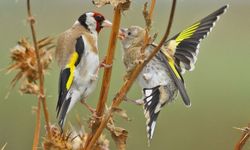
99 56 112 68
80 99 96 114
80 99 102 122
123 95 144 105
90 74 98 81
143 73 152 81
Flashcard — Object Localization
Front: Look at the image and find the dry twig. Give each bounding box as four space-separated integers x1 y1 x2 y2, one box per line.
26 0 51 148
234 124 250 150
84 0 176 149
83 4 124 150
1 143 7 150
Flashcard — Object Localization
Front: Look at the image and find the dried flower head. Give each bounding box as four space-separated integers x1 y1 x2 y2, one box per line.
43 125 109 150
5 37 54 95
92 0 131 10
43 125 74 150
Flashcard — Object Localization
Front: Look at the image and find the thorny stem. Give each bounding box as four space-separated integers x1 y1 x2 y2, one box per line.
83 6 122 150
27 0 51 148
85 0 176 149
234 124 250 150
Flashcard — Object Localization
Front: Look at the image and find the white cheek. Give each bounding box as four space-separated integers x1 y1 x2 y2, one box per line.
86 15 96 30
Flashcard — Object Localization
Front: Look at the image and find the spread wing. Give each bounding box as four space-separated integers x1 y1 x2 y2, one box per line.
155 50 191 106
56 36 85 117
164 5 228 74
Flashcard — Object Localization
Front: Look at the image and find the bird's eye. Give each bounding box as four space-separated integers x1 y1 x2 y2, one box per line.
128 32 132 36
94 15 104 22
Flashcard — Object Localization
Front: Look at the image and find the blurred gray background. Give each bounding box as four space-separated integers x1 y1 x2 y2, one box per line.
0 0 250 149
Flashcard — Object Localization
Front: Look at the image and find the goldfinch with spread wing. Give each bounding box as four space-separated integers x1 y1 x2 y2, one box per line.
55 12 112 129
119 5 228 143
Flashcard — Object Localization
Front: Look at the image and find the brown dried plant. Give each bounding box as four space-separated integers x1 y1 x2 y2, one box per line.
234 123 250 150
92 0 131 10
43 125 109 150
1 143 7 150
5 37 54 95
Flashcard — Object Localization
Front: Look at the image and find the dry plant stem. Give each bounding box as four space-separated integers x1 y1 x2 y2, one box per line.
85 0 176 149
235 124 250 150
141 0 155 58
83 6 122 150
27 0 51 147
96 6 122 117
148 0 156 19
32 100 41 150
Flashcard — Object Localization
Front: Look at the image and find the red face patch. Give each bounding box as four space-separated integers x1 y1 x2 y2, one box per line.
93 12 105 33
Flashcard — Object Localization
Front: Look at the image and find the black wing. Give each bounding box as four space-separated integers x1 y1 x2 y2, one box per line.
56 36 85 127
156 50 191 106
165 5 228 74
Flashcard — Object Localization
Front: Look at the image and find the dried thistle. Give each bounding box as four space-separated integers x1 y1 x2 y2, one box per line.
107 119 128 150
5 37 54 95
92 0 131 10
43 125 76 150
234 124 250 150
43 125 109 150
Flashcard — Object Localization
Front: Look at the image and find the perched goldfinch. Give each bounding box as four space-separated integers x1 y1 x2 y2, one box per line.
55 12 112 129
119 5 228 142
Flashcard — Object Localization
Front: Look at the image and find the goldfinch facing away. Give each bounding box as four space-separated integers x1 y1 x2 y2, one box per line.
120 5 228 142
55 12 112 129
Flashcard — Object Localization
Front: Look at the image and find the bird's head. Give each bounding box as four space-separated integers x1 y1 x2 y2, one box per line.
78 12 112 33
118 26 146 49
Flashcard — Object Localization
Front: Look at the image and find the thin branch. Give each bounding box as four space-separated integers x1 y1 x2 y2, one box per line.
148 0 156 19
235 124 250 150
32 101 41 150
83 5 122 150
27 0 51 148
85 0 176 149
96 5 122 118
1 143 7 150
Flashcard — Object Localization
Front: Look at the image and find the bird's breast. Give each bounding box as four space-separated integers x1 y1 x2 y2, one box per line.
137 58 176 89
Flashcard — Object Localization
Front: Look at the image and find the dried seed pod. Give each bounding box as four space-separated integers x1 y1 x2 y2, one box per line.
5 37 54 95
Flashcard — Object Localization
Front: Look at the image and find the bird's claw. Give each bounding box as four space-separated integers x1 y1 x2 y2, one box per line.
100 62 112 68
123 96 144 106
90 74 98 81
100 57 113 68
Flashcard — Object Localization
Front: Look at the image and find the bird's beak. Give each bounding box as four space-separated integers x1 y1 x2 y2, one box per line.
102 20 112 28
118 28 126 40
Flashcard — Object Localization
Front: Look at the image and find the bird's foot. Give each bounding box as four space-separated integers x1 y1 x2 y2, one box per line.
133 58 144 65
123 96 144 105
143 73 152 81
123 73 130 81
99 57 112 68
90 74 98 81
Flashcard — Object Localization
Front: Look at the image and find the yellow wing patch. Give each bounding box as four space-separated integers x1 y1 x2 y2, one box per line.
66 52 78 89
175 22 200 45
161 50 181 79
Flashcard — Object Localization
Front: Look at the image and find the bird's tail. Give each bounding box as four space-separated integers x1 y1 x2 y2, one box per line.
58 97 72 129
142 85 174 145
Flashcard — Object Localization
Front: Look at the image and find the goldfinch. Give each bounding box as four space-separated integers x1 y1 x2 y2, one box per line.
119 5 228 142
55 12 112 129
